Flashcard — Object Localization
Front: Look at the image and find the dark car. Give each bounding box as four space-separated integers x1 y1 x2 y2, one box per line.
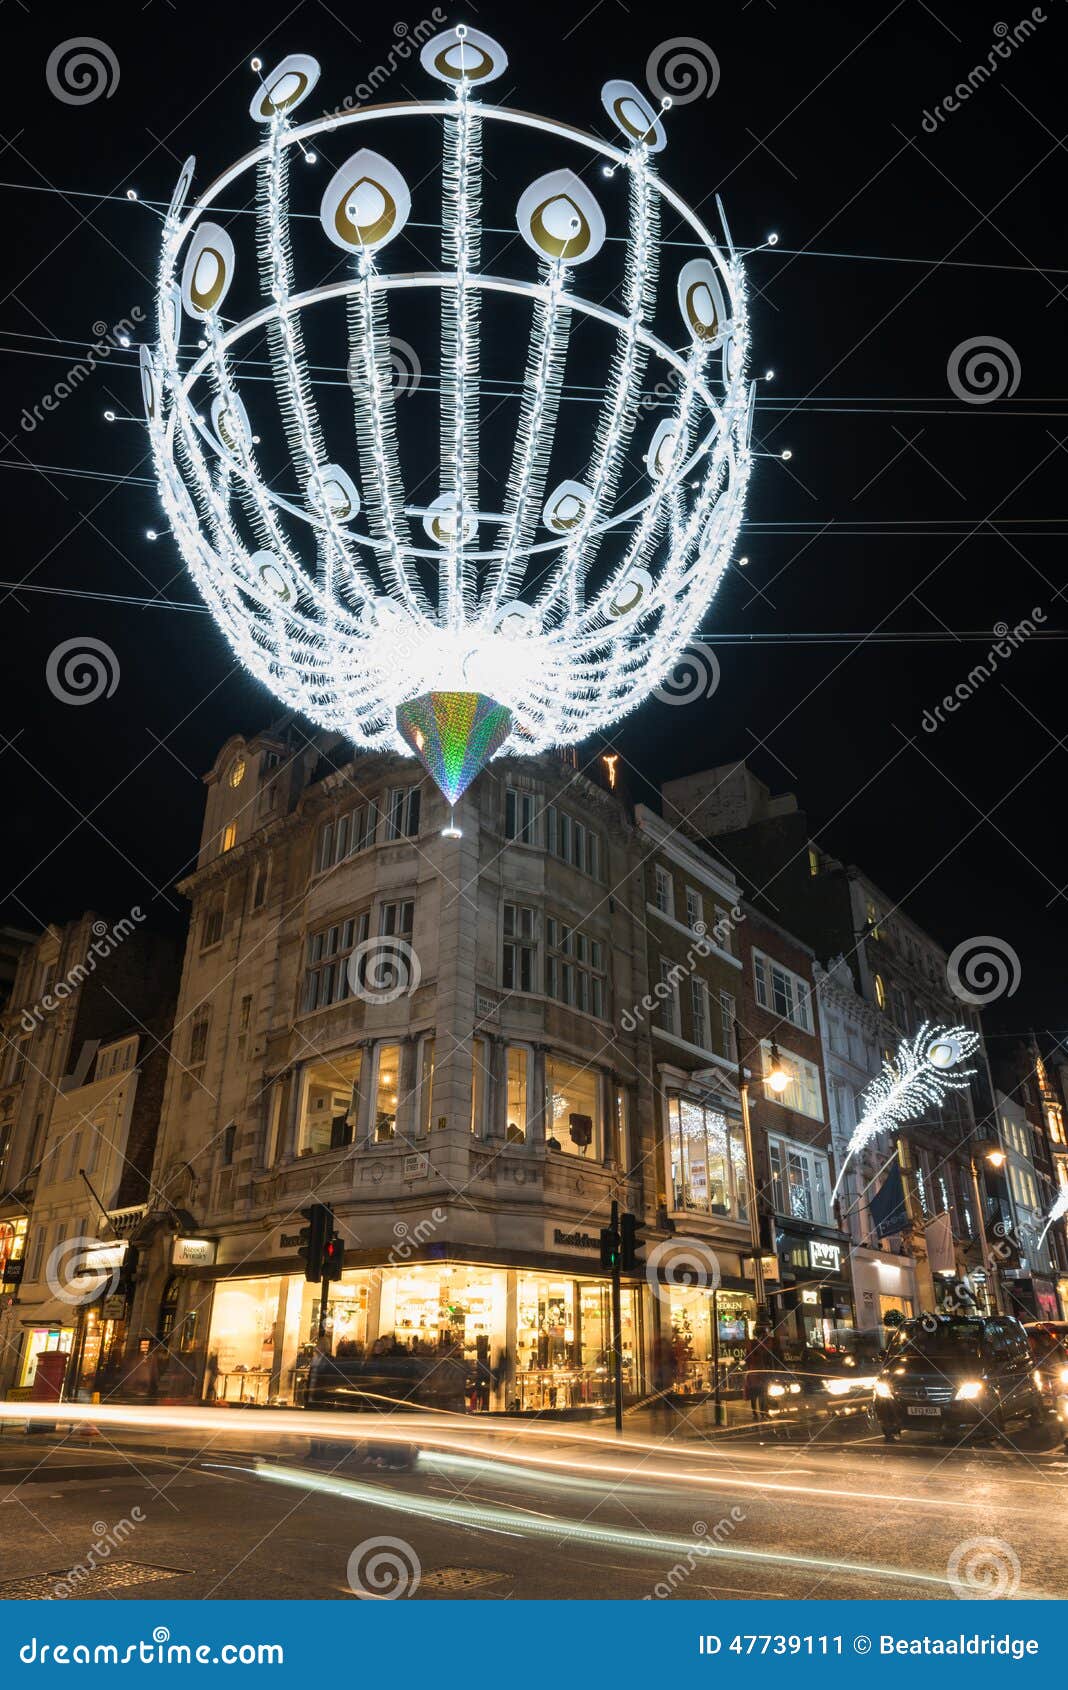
874 1315 1048 1441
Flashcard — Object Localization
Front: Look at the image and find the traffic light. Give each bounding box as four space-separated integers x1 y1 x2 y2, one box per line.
599 1221 618 1272
619 1211 645 1271
298 1203 332 1282
322 1233 345 1281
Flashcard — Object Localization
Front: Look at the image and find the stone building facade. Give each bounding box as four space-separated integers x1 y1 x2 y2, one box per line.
130 730 664 1412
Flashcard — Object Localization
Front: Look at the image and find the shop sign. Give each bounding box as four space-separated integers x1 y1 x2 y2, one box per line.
172 1237 217 1268
403 1153 429 1180
801 1289 819 1304
2 1258 24 1285
743 1252 780 1284
553 1227 601 1251
102 1295 127 1320
809 1239 841 1273
76 1242 126 1276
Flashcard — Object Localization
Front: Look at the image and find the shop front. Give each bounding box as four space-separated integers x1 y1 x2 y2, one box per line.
661 1285 756 1396
770 1227 857 1355
16 1324 75 1390
848 1247 917 1342
1001 1271 1060 1324
200 1256 647 1413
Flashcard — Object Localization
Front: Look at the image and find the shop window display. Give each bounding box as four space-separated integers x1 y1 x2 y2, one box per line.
663 1288 755 1396
377 1265 507 1410
19 1326 74 1389
512 1275 639 1411
205 1273 372 1405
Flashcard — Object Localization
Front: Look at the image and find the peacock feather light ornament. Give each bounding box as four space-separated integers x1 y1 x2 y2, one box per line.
143 28 755 821
831 1024 980 1203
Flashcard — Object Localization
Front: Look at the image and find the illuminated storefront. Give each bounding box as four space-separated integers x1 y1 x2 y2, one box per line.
202 1260 646 1412
18 1326 74 1389
664 1286 756 1395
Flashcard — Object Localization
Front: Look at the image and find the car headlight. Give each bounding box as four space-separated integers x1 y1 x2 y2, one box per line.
1060 1367 1068 1386
955 1380 985 1400
874 1379 893 1399
788 1382 801 1394
768 1382 786 1398
823 1378 854 1396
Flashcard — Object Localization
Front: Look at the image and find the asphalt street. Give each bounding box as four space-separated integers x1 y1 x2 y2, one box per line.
1 1408 1065 1601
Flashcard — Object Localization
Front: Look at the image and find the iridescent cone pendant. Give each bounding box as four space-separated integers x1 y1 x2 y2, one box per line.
396 691 514 809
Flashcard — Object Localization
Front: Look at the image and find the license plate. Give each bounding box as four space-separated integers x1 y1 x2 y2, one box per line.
906 1405 941 1417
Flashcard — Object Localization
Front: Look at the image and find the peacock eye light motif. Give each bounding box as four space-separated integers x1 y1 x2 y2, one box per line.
144 30 756 817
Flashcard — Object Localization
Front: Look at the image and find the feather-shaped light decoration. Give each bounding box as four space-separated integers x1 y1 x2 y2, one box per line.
145 31 755 808
831 1023 981 1203
1038 1189 1068 1247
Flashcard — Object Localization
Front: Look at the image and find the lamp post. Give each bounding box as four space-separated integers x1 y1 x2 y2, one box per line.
969 1143 1007 1315
735 1022 788 1323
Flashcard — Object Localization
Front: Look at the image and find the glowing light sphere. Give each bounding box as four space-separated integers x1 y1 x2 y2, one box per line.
144 30 755 803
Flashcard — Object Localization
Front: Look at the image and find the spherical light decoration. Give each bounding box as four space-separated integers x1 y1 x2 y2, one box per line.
144 31 755 803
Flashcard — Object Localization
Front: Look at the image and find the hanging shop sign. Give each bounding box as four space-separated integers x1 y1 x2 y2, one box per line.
172 1237 218 1268
76 1242 127 1276
808 1239 842 1273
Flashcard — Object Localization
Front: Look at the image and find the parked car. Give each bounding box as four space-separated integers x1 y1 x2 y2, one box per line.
1024 1321 1068 1443
874 1315 1048 1442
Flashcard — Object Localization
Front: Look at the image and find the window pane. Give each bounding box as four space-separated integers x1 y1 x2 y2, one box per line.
374 1046 400 1141
506 1047 528 1142
547 1057 599 1156
420 1039 435 1135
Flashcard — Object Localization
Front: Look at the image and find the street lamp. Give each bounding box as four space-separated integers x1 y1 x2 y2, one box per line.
735 1021 782 1328
969 1141 1007 1315
766 1039 789 1095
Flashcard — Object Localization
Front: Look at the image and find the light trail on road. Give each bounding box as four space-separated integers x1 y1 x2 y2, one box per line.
3 1401 1057 1518
221 1460 974 1594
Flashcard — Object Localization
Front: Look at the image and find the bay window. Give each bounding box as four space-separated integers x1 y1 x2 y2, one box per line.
666 1097 749 1220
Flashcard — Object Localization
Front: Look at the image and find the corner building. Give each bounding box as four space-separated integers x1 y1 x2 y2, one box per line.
136 729 660 1412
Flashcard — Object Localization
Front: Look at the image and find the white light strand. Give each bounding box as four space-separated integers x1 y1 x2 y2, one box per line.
146 51 754 767
830 1023 981 1204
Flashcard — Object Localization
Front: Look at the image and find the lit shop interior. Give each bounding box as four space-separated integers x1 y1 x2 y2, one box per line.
203 1263 643 1410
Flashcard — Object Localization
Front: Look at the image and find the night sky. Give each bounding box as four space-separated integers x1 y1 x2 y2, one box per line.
1 0 1064 1051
